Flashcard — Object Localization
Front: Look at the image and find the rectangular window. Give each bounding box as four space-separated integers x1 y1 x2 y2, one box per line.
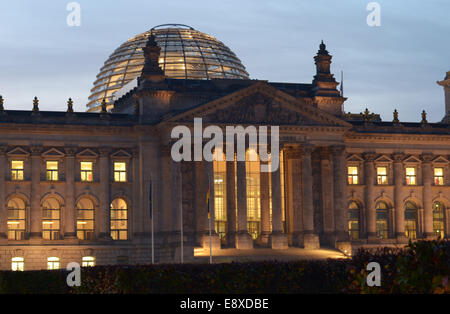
11 257 24 271
406 167 416 185
46 161 59 181
80 161 93 182
377 167 388 185
114 162 127 182
434 168 444 186
82 256 95 267
11 160 24 181
47 257 60 270
347 166 359 185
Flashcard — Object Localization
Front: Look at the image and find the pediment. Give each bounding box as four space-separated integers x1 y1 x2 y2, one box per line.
347 154 364 162
41 148 65 158
163 83 351 128
111 149 132 158
7 147 29 157
433 156 449 164
76 148 99 158
375 155 393 163
403 155 421 163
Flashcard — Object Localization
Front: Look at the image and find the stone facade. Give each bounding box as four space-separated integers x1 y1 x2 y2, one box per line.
0 37 448 270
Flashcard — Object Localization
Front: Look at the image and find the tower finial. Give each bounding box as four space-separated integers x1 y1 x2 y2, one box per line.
421 110 428 124
67 98 74 113
140 32 165 81
101 98 107 113
32 96 39 112
393 109 399 124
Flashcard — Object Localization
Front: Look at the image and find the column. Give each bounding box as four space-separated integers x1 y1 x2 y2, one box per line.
225 159 236 247
393 153 407 242
98 147 111 240
0 145 7 239
201 160 221 249
421 153 434 239
132 146 143 240
285 147 303 246
235 158 253 249
259 160 270 245
269 154 288 249
364 153 377 242
64 147 77 240
29 146 42 240
302 144 320 249
331 145 350 247
320 148 334 246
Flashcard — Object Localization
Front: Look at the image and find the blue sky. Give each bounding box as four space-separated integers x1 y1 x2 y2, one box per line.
0 0 448 121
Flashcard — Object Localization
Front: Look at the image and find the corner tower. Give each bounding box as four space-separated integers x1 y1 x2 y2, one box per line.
438 71 450 123
311 41 346 116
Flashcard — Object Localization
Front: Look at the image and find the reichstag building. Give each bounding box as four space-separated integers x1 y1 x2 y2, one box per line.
0 24 448 270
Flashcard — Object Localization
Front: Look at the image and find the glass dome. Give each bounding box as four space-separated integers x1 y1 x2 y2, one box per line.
87 24 250 111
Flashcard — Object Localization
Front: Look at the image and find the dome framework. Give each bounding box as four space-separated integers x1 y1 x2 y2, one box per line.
87 24 249 111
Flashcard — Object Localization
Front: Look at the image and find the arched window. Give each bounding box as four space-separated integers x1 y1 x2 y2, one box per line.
213 148 227 239
433 202 445 238
42 198 60 240
110 198 128 240
375 201 389 239
246 148 260 240
405 201 418 240
7 198 26 240
76 198 95 240
348 201 360 240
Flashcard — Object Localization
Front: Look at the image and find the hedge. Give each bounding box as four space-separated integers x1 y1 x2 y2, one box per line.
0 240 448 294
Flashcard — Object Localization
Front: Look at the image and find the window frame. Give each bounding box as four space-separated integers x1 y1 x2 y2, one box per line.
113 161 127 182
110 198 128 240
7 197 26 240
375 201 389 239
10 160 24 181
46 160 59 181
376 166 388 185
433 167 444 186
80 161 94 182
347 165 359 185
76 198 95 240
47 257 60 270
11 257 24 271
405 166 417 186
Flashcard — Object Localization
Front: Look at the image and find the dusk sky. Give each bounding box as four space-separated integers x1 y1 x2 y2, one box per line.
0 0 448 121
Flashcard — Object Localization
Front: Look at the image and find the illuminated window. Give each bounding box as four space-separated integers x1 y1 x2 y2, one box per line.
76 198 95 240
11 160 24 181
348 201 360 240
42 198 60 240
82 256 95 267
347 166 359 185
47 257 60 270
7 198 26 240
246 149 260 240
114 162 127 182
434 168 444 186
213 149 226 239
405 201 418 240
433 202 445 238
377 167 388 185
110 198 128 240
80 161 93 182
405 167 416 185
46 161 59 181
11 257 24 271
375 201 389 239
